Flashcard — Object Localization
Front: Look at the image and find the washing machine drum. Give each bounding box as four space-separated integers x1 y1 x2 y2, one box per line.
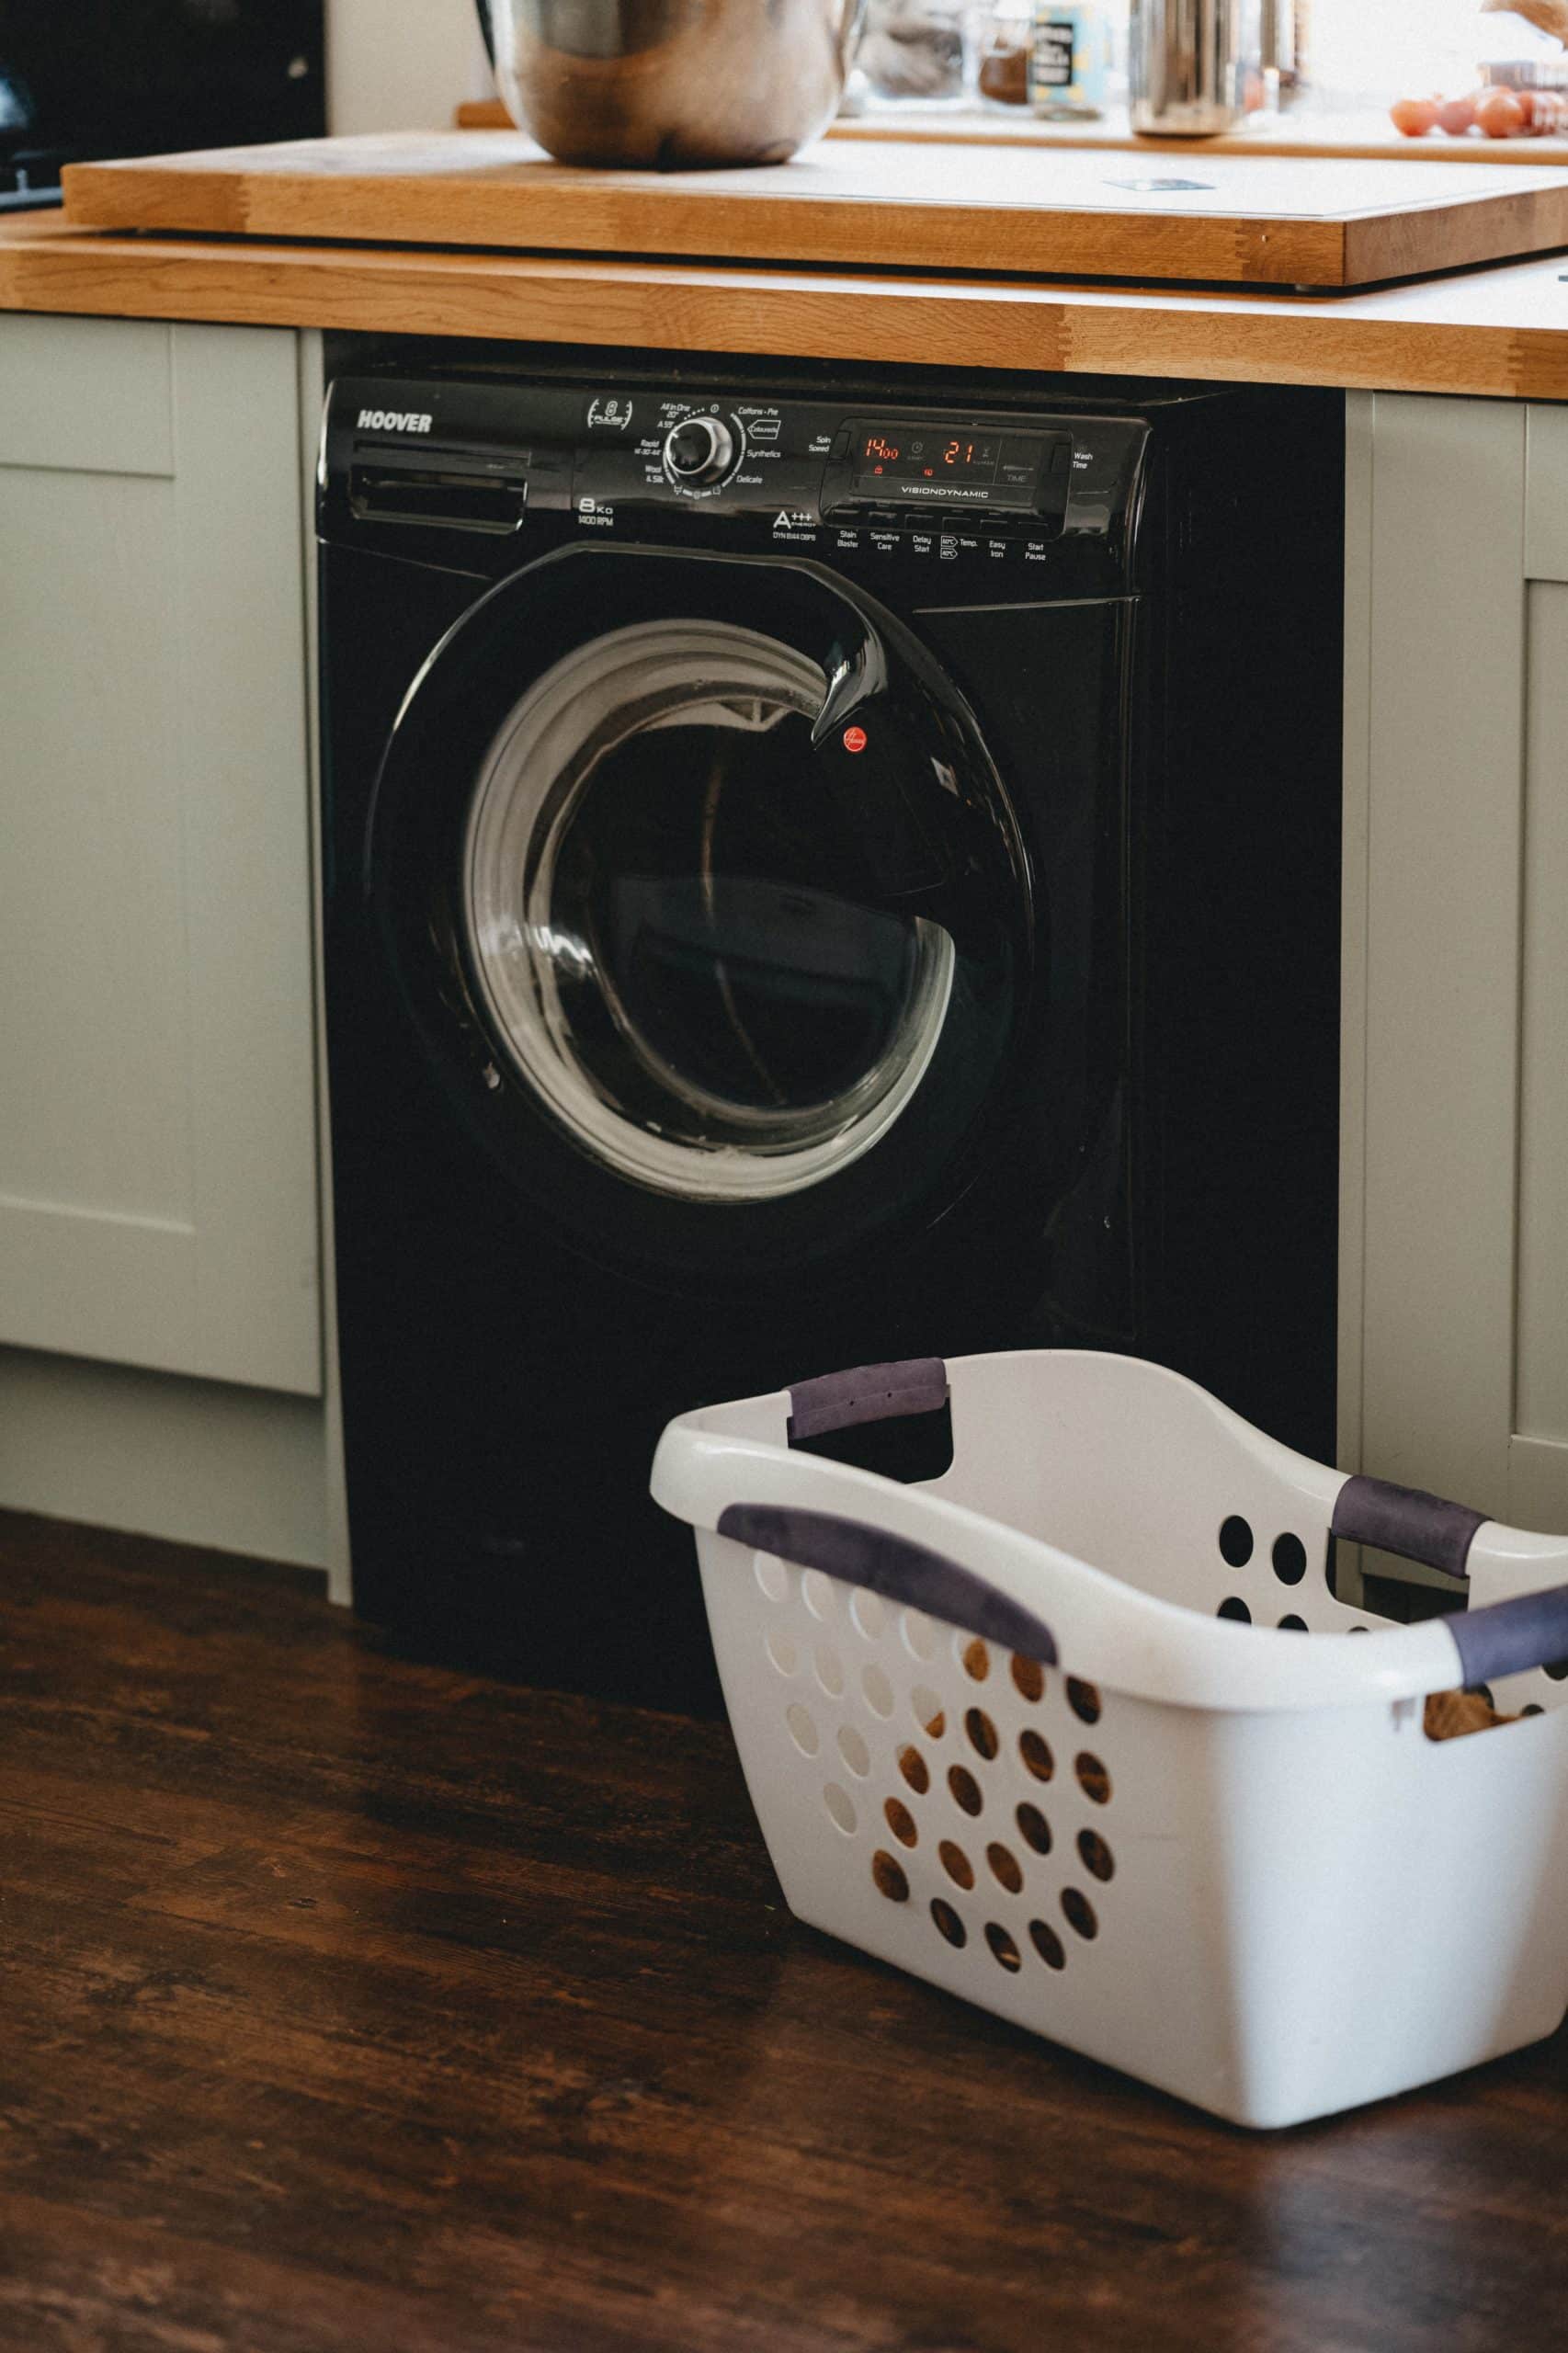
370 545 1032 1279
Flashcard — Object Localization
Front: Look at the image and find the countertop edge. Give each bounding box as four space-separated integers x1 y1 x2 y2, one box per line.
2 217 1565 401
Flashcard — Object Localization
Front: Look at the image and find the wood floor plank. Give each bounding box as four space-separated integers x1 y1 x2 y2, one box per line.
4 1506 1568 2352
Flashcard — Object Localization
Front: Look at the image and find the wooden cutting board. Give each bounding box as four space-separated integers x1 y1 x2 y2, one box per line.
61 130 1568 288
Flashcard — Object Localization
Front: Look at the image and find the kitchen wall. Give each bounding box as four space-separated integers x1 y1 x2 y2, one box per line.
1308 0 1490 108
328 0 493 135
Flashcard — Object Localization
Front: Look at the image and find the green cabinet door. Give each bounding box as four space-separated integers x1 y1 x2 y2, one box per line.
0 315 319 1395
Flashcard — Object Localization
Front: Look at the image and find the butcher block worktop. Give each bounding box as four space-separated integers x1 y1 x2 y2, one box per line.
8 1510 1568 2353
58 129 1568 290
9 207 1568 401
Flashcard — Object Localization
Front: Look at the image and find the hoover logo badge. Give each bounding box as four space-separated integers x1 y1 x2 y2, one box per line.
357 408 434 434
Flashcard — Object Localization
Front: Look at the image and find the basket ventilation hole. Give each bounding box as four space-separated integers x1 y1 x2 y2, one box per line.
947 1764 983 1817
1523 1703 1545 1717
1075 1752 1112 1805
938 1839 975 1889
1278 1614 1309 1633
1272 1532 1308 1586
911 1685 946 1737
987 1841 1024 1893
1218 1597 1252 1624
1066 1677 1102 1725
813 1643 845 1697
1029 1918 1067 1971
884 1796 919 1847
1019 1729 1055 1783
961 1636 991 1682
902 1608 937 1661
801 1569 836 1621
824 1783 857 1834
985 1923 1022 1973
1062 1887 1098 1940
1349 1625 1369 1636
766 1627 798 1676
1219 1515 1254 1568
851 1590 887 1641
755 1552 790 1602
1010 1653 1046 1703
786 1704 820 1756
862 1665 895 1718
837 1724 871 1778
1546 1660 1568 1683
1076 1828 1115 1882
897 1744 930 1794
965 1707 999 1760
931 1897 967 1948
1016 1801 1052 1855
871 1849 909 1902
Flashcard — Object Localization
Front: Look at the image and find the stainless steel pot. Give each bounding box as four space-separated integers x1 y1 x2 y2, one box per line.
1129 0 1254 137
478 0 867 168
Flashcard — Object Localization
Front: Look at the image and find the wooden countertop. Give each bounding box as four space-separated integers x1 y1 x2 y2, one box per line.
6 210 1568 400
7 1506 1568 2353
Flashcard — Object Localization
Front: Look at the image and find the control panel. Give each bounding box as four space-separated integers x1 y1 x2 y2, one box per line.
324 373 1150 596
571 392 1072 530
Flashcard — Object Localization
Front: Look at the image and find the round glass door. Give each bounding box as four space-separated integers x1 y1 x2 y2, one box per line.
370 546 1028 1270
462 617 957 1201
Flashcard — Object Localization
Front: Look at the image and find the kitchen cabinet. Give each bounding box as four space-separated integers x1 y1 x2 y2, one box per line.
0 315 321 1398
0 305 1561 1576
1342 390 1568 1538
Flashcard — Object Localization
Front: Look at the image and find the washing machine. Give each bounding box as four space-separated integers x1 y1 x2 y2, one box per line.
317 348 1344 1714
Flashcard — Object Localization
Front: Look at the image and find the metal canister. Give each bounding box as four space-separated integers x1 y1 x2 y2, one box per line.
1129 0 1251 136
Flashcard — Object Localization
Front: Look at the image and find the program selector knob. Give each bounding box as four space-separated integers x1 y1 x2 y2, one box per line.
664 414 740 486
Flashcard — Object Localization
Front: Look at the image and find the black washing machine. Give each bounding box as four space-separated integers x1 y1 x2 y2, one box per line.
317 349 1343 1715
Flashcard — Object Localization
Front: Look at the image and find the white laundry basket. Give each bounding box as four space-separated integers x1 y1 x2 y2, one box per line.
652 1349 1568 2129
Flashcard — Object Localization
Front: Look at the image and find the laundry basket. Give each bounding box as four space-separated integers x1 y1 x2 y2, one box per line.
651 1350 1568 2128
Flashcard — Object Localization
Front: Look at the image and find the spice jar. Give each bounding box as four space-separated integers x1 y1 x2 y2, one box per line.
979 0 1034 104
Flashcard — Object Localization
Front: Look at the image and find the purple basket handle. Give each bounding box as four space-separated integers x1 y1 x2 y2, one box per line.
1333 1473 1568 1683
1447 1587 1568 1688
1330 1473 1487 1578
717 1503 1059 1666
787 1357 949 1444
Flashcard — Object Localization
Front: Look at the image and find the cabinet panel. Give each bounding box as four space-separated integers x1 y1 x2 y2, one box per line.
1525 404 1568 583
1517 581 1568 1444
0 471 190 1219
1349 395 1568 1541
1354 393 1525 1518
0 313 173 475
0 317 319 1395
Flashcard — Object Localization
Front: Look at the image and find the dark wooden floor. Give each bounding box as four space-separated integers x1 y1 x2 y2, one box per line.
5 1513 1568 2353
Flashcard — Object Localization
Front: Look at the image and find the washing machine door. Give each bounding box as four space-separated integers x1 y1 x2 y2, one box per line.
369 544 1031 1282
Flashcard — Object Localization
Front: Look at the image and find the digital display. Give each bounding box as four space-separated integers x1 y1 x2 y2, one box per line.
849 424 1046 507
858 429 997 482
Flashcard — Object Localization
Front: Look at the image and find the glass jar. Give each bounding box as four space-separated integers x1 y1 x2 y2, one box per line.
858 0 975 108
979 0 1035 103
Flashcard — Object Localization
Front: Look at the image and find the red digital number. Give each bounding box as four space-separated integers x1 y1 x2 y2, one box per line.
864 433 901 463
